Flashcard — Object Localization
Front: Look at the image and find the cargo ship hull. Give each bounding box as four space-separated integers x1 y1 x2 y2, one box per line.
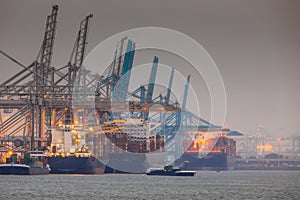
0 164 50 175
179 152 235 171
47 156 105 174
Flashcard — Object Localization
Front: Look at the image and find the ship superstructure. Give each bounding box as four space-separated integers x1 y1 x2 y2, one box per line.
49 124 89 156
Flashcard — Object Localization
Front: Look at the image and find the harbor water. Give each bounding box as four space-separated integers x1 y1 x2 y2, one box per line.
0 171 299 199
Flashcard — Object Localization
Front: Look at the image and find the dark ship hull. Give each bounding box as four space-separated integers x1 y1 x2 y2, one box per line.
47 156 105 174
0 164 50 175
179 152 235 171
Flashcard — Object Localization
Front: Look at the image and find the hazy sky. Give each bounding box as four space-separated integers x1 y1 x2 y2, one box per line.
0 0 299 137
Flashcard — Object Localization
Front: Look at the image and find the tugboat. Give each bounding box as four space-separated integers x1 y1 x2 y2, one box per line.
146 165 196 176
0 151 50 175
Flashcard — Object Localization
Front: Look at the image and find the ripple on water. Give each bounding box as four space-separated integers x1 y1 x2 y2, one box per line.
0 171 299 200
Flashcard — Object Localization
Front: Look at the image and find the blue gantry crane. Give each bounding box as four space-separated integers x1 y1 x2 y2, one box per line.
116 40 136 100
146 56 159 103
165 67 174 105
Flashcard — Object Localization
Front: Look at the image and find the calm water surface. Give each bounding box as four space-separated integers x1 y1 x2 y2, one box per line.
0 171 299 200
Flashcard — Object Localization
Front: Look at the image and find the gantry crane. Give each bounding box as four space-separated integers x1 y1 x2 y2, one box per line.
0 5 224 157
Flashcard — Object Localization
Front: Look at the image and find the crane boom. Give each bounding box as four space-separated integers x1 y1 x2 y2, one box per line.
37 5 59 86
165 67 174 104
146 56 159 102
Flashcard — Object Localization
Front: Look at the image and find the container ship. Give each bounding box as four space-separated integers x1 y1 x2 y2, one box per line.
46 124 105 174
177 135 236 171
87 118 166 173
